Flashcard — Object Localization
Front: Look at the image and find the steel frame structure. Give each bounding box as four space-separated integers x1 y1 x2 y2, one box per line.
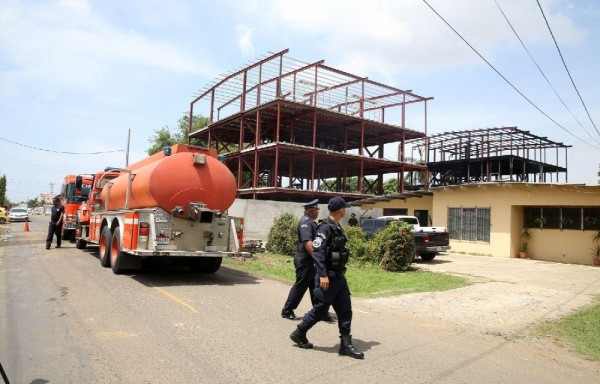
408 127 571 186
189 49 432 202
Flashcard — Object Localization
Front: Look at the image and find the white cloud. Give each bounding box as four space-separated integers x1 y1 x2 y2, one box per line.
0 0 212 94
235 23 256 57
268 0 587 79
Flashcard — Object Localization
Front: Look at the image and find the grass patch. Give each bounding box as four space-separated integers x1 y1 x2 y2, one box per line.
534 299 600 360
223 253 471 298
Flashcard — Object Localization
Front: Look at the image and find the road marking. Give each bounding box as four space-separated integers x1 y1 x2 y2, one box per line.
151 285 199 313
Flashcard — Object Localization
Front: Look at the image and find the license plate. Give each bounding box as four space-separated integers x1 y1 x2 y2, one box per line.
436 246 443 252
156 236 170 244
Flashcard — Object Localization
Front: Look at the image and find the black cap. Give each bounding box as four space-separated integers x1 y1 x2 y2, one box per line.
53 196 61 202
303 199 319 209
327 197 351 211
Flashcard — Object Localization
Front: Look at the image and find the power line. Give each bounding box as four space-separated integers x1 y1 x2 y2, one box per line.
536 0 600 138
494 0 600 147
422 0 598 150
0 137 125 155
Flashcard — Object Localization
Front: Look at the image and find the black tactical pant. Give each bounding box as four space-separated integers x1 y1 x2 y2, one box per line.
298 274 352 335
282 253 316 313
46 222 62 248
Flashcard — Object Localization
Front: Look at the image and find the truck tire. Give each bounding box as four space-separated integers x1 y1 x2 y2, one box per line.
420 252 436 261
75 216 87 249
0 217 6 224
99 226 112 268
110 229 142 274
205 257 222 273
110 229 125 274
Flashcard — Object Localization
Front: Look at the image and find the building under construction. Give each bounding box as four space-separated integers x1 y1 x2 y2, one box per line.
189 49 432 202
408 127 571 186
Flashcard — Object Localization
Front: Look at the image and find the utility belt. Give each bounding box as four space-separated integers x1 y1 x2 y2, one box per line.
327 269 346 278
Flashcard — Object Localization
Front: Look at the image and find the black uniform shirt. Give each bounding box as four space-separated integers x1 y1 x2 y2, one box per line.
50 205 65 224
312 217 346 277
298 214 318 254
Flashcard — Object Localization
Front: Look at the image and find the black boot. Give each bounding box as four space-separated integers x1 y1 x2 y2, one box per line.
339 335 364 359
290 326 313 349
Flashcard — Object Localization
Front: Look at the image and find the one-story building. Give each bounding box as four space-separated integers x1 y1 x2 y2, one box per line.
353 183 600 266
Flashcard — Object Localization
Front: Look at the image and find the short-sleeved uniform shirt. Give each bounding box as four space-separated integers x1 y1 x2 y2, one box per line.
50 205 65 224
297 214 318 255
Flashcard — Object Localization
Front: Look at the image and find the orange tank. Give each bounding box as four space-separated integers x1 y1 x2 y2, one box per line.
101 145 237 214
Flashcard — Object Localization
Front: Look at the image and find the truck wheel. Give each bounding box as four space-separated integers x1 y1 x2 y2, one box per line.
99 226 112 268
420 253 436 261
205 257 222 273
110 229 125 274
75 237 87 249
110 229 141 274
75 216 87 249
0 218 6 224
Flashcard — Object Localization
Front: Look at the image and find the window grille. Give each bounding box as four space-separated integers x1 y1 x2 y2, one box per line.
524 206 599 231
448 207 490 243
541 207 560 229
561 207 581 230
583 207 600 230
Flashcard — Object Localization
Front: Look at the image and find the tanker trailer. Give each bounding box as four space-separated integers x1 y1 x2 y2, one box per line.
74 144 248 274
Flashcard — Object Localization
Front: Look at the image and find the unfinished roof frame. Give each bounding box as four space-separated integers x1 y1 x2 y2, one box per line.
408 127 572 185
189 49 433 202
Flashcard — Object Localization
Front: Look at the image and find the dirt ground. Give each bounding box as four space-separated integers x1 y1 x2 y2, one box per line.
366 252 600 339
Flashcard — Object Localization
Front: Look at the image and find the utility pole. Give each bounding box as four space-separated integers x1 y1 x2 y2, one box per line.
126 128 131 167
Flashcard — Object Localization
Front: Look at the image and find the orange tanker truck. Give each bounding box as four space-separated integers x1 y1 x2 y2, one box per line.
74 144 247 274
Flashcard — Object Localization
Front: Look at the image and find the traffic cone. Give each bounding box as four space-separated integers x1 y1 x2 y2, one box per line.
24 220 30 232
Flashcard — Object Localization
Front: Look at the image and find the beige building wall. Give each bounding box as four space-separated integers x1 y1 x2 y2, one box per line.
432 183 600 265
360 195 434 223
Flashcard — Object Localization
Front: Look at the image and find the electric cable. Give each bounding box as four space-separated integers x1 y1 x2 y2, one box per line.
495 0 600 147
422 0 599 150
536 0 600 138
0 137 125 155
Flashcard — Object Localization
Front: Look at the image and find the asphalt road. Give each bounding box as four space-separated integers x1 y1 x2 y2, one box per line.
1 216 599 384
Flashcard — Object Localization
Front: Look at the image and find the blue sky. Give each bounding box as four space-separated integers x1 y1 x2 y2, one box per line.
1 0 599 203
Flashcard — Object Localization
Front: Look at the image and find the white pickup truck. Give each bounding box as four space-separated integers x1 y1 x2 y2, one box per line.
360 215 451 261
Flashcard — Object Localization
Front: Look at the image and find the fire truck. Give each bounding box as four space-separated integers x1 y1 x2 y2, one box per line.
60 174 93 241
74 144 247 274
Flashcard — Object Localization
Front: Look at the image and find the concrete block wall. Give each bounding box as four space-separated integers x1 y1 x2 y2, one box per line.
227 199 379 244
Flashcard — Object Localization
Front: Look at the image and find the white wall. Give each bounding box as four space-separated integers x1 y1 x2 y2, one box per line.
227 199 369 243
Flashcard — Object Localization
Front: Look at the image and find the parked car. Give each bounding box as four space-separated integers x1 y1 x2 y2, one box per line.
8 208 29 222
360 215 450 261
0 209 7 224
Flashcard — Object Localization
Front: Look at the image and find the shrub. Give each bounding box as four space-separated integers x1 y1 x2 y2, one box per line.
266 213 298 256
345 226 370 264
375 221 415 272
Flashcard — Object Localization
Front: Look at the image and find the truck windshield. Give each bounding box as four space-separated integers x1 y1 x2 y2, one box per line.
64 182 91 204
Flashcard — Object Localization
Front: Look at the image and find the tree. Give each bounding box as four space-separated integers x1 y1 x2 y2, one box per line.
0 174 6 208
147 114 209 155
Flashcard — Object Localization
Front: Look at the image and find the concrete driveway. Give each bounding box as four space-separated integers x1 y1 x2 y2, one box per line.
366 252 600 338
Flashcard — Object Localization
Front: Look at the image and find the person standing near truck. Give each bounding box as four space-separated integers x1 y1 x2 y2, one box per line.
290 197 364 359
46 196 64 250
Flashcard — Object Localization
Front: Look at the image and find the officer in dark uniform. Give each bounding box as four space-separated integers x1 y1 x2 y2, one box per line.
46 196 65 250
290 197 364 359
280 199 320 320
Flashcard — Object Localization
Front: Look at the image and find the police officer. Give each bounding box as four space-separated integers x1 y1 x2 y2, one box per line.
290 197 364 359
46 196 64 250
281 199 320 320
347 213 358 227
